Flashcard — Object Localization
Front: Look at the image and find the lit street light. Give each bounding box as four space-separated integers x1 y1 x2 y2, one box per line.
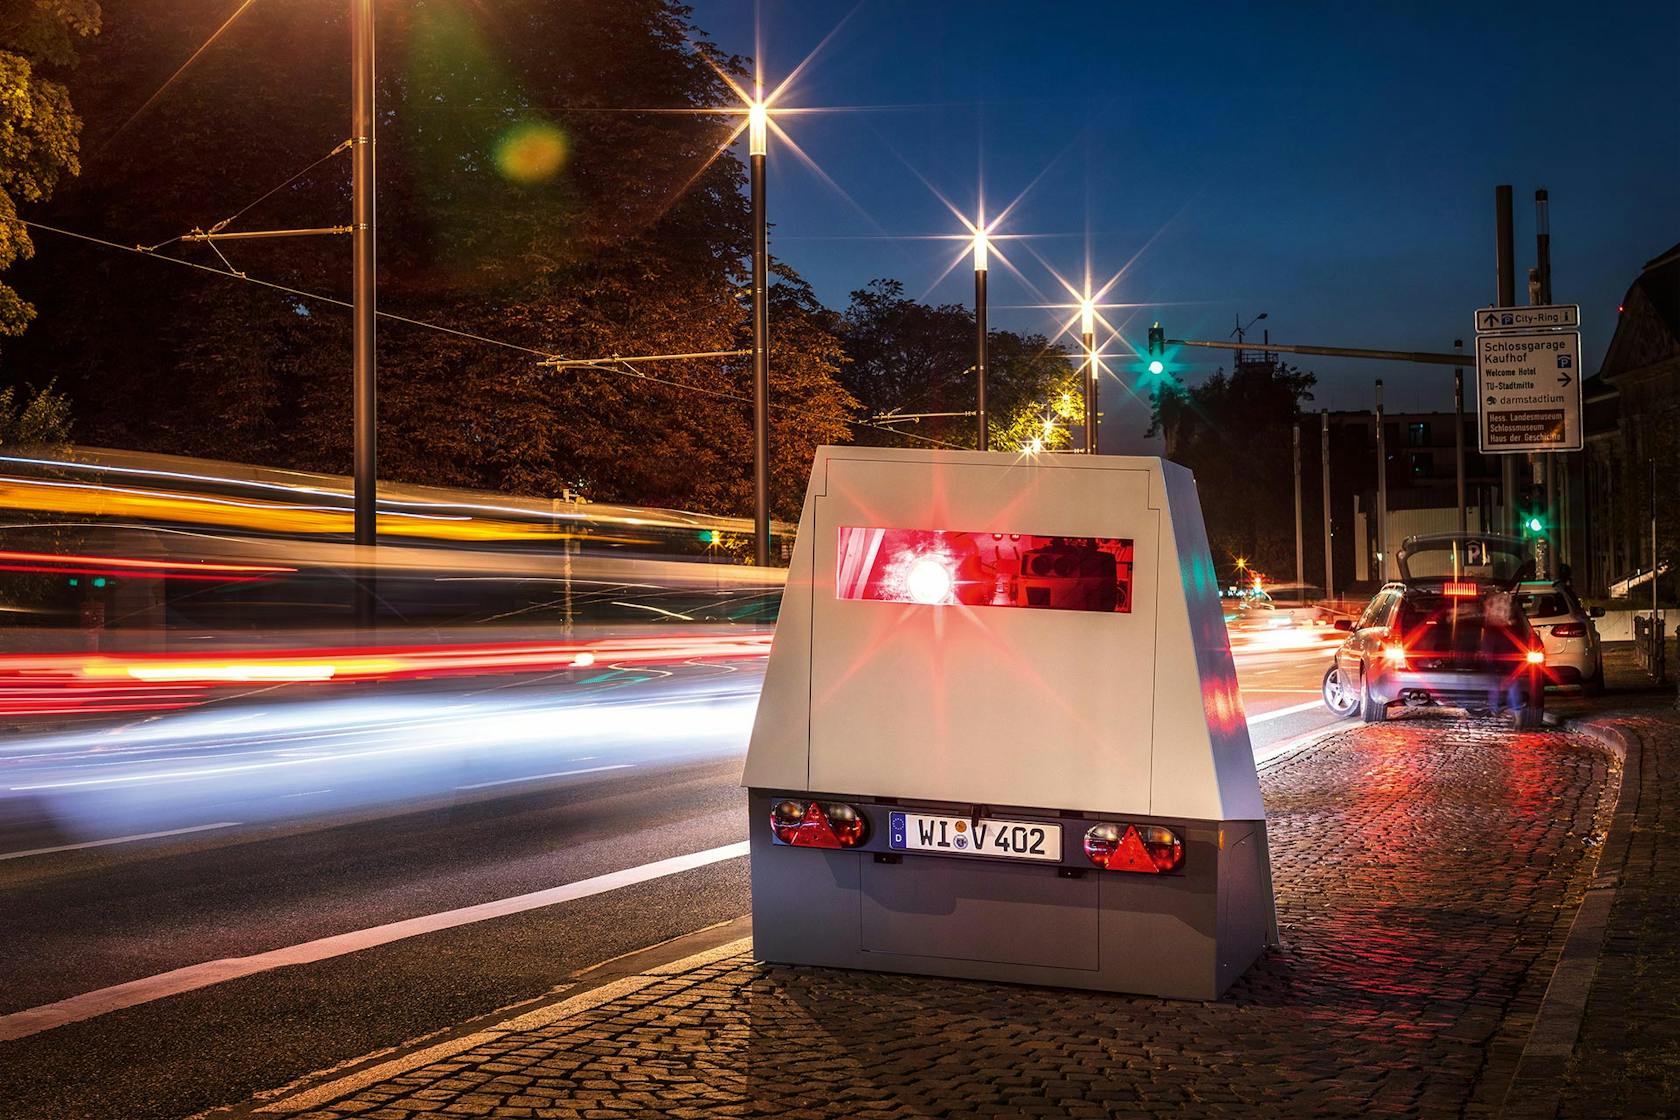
974 221 990 451
1080 296 1097 454
749 96 770 566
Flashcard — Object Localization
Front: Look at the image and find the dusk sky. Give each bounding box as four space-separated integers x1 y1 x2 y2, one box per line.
689 0 1680 450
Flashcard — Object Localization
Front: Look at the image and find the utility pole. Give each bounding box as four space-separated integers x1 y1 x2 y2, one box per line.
1293 423 1304 598
1536 188 1560 576
1321 410 1334 601
1496 185 1517 539
351 0 377 627
749 105 770 567
1375 380 1388 583
1526 259 1549 579
1454 338 1467 537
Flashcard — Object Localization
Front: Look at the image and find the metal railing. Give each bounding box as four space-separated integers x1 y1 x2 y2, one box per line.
1634 612 1667 684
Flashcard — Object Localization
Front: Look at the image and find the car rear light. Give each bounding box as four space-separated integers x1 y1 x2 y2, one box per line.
1526 648 1546 665
1381 643 1408 668
1082 823 1185 873
1550 622 1586 638
1443 580 1478 597
769 799 868 849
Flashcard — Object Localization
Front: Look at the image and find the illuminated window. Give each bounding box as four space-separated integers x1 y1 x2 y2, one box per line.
836 527 1134 613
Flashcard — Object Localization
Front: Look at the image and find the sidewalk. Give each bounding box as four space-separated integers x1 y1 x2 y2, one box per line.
212 712 1643 1120
1555 711 1680 1118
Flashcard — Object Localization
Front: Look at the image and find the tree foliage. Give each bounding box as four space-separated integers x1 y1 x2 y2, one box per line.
838 279 1082 452
0 376 70 448
0 0 100 341
9 0 851 517
1149 357 1317 573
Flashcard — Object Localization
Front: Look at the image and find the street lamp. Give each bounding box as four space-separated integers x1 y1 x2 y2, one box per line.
748 97 770 567
1080 296 1098 454
973 221 990 451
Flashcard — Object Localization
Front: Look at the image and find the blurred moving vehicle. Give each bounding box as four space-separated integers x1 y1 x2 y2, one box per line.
1515 580 1605 694
1321 534 1548 728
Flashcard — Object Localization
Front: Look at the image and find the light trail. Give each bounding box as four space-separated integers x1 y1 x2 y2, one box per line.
0 633 772 718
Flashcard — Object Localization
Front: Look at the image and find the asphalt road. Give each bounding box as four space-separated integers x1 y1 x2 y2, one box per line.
0 636 1344 1120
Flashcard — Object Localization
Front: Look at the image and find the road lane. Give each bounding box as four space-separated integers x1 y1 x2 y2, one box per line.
0 628 1349 1118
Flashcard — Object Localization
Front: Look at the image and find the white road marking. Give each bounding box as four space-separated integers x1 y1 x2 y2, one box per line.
1245 699 1326 724
455 764 632 791
0 841 749 1043
0 822 241 862
252 937 753 1115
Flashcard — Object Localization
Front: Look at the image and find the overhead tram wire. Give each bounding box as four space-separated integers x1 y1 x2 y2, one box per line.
140 140 354 253
24 221 758 405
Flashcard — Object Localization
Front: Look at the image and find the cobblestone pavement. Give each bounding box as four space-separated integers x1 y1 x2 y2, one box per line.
274 720 1617 1120
1560 712 1680 1119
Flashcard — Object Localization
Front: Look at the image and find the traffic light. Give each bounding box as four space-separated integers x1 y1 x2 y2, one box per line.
1146 322 1166 376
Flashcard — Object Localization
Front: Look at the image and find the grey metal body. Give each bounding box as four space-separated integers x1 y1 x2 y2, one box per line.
748 792 1273 1000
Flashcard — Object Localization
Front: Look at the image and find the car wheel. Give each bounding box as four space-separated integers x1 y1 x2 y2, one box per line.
1322 665 1359 717
1583 661 1605 696
1359 669 1387 723
1514 703 1545 730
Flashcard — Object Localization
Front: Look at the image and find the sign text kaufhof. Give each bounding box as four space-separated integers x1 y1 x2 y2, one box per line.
1474 330 1582 453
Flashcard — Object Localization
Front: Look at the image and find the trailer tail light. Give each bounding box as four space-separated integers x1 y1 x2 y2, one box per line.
1381 643 1408 668
1526 647 1546 666
1443 580 1478 597
769 799 867 849
1550 622 1586 638
1083 823 1184 873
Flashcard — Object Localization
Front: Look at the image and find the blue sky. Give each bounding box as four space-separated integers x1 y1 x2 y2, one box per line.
687 0 1680 451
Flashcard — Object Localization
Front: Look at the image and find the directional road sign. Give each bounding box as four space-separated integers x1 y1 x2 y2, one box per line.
1475 331 1582 453
1474 304 1580 334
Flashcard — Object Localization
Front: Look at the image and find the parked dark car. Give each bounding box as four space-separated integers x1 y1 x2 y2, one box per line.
1321 534 1548 728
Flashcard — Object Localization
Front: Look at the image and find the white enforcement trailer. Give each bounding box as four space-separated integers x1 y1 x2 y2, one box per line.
744 446 1277 999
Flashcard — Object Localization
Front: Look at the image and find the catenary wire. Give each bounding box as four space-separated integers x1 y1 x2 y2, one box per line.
26 220 973 449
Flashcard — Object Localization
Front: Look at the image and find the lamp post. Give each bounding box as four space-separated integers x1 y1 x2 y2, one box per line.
351 0 377 627
1081 298 1098 454
749 100 770 567
1232 311 1267 365
974 225 989 451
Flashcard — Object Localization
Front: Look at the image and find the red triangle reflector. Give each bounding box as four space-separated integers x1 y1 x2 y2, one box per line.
790 800 842 848
1106 825 1160 873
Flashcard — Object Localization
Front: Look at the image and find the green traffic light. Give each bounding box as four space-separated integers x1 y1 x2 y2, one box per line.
1147 359 1165 376
1526 516 1543 533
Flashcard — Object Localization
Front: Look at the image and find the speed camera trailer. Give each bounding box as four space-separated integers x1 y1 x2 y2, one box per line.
743 446 1277 1000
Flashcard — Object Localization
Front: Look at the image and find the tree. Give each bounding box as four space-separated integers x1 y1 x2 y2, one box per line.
1148 355 1316 574
0 377 71 449
0 0 100 344
9 0 851 517
838 279 1082 451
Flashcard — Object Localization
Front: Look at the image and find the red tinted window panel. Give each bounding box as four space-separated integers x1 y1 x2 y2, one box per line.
836 527 1133 613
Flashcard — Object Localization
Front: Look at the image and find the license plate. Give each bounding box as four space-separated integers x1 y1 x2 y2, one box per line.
888 812 1062 862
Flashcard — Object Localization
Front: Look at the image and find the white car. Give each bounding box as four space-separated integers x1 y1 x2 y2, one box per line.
1515 581 1604 694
